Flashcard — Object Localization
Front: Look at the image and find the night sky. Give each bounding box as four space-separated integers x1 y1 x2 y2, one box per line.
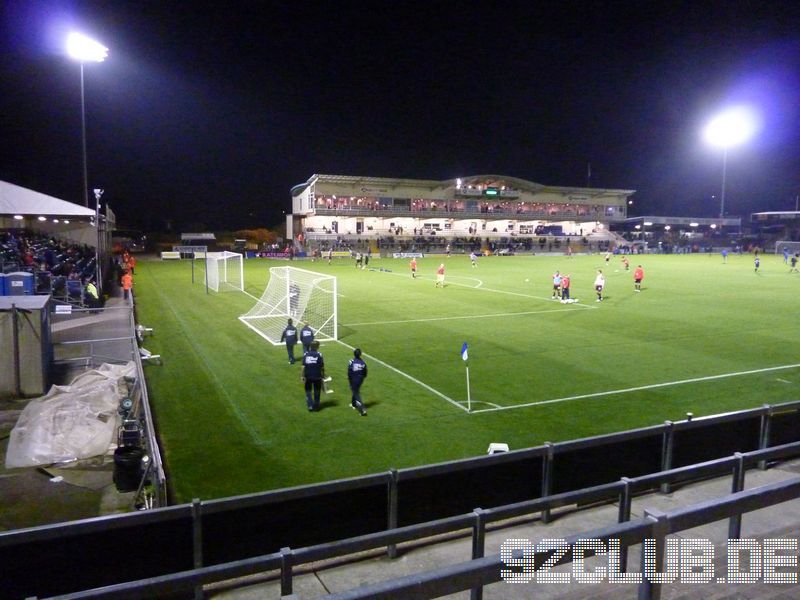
1 1 799 231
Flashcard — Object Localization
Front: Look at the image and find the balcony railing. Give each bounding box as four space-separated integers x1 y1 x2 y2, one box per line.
311 206 624 221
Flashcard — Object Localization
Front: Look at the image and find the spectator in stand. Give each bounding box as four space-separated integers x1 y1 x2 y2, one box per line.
84 278 101 309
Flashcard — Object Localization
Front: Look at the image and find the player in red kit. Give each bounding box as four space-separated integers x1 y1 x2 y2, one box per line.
633 265 644 292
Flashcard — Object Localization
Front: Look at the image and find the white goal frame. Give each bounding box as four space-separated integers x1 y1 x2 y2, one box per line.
198 251 244 292
774 241 800 256
239 266 338 345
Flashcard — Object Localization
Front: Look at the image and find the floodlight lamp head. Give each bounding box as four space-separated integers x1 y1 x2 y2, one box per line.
94 189 104 200
67 32 109 62
703 106 758 148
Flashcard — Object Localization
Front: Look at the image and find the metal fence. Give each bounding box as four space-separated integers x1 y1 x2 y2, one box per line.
35 440 800 600
3 400 800 598
50 303 167 508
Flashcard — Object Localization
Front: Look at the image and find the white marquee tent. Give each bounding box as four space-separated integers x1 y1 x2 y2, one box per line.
0 180 112 246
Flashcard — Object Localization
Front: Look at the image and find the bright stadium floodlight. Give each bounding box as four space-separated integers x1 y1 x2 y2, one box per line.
67 32 108 210
67 32 108 294
703 106 758 219
66 33 108 62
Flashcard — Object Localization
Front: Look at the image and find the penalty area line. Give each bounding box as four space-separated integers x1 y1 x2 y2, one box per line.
345 307 586 327
470 363 800 414
335 339 469 412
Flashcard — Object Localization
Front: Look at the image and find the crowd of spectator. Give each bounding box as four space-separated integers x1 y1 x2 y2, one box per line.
0 228 100 306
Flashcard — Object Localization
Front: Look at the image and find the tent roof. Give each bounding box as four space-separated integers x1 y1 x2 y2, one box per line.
0 180 95 217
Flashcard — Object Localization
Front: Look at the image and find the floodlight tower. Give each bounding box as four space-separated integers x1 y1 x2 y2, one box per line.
703 107 757 220
66 33 108 208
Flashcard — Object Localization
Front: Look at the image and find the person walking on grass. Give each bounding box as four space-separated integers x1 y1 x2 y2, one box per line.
552 271 562 300
435 263 446 287
280 318 298 364
594 269 605 302
302 340 325 412
300 323 314 354
347 348 368 416
560 273 571 303
634 265 644 292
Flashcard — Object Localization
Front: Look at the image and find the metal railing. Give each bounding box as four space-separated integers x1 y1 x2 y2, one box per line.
4 398 799 598
41 439 800 599
50 302 167 508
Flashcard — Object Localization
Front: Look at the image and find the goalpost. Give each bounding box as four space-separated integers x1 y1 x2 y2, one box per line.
239 266 337 345
198 251 244 292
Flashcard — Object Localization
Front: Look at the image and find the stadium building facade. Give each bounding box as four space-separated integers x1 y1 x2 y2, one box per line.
290 174 634 243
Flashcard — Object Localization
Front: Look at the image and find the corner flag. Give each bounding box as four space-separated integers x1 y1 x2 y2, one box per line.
461 342 469 361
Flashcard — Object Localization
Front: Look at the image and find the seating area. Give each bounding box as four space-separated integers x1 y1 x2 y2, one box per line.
0 228 97 305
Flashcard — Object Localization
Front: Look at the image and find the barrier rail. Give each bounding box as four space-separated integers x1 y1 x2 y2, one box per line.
50 303 167 508
4 399 800 597
35 438 800 599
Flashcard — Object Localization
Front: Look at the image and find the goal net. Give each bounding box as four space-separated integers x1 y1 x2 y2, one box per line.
199 251 244 292
774 241 800 256
239 266 337 345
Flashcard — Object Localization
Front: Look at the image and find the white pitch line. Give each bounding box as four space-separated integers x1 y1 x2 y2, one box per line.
335 339 468 412
456 400 502 409
344 306 586 327
776 378 793 384
470 363 800 414
450 276 484 288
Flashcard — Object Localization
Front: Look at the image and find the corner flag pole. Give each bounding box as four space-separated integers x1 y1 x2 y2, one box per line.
461 342 471 413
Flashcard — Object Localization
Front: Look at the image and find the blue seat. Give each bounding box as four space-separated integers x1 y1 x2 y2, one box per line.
66 279 84 305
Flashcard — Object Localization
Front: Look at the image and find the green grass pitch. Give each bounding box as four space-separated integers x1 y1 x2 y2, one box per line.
133 252 799 503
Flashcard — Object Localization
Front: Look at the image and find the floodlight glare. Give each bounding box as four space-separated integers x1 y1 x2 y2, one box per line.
703 106 757 149
704 105 758 219
13 215 23 220
644 221 653 226
67 33 108 62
